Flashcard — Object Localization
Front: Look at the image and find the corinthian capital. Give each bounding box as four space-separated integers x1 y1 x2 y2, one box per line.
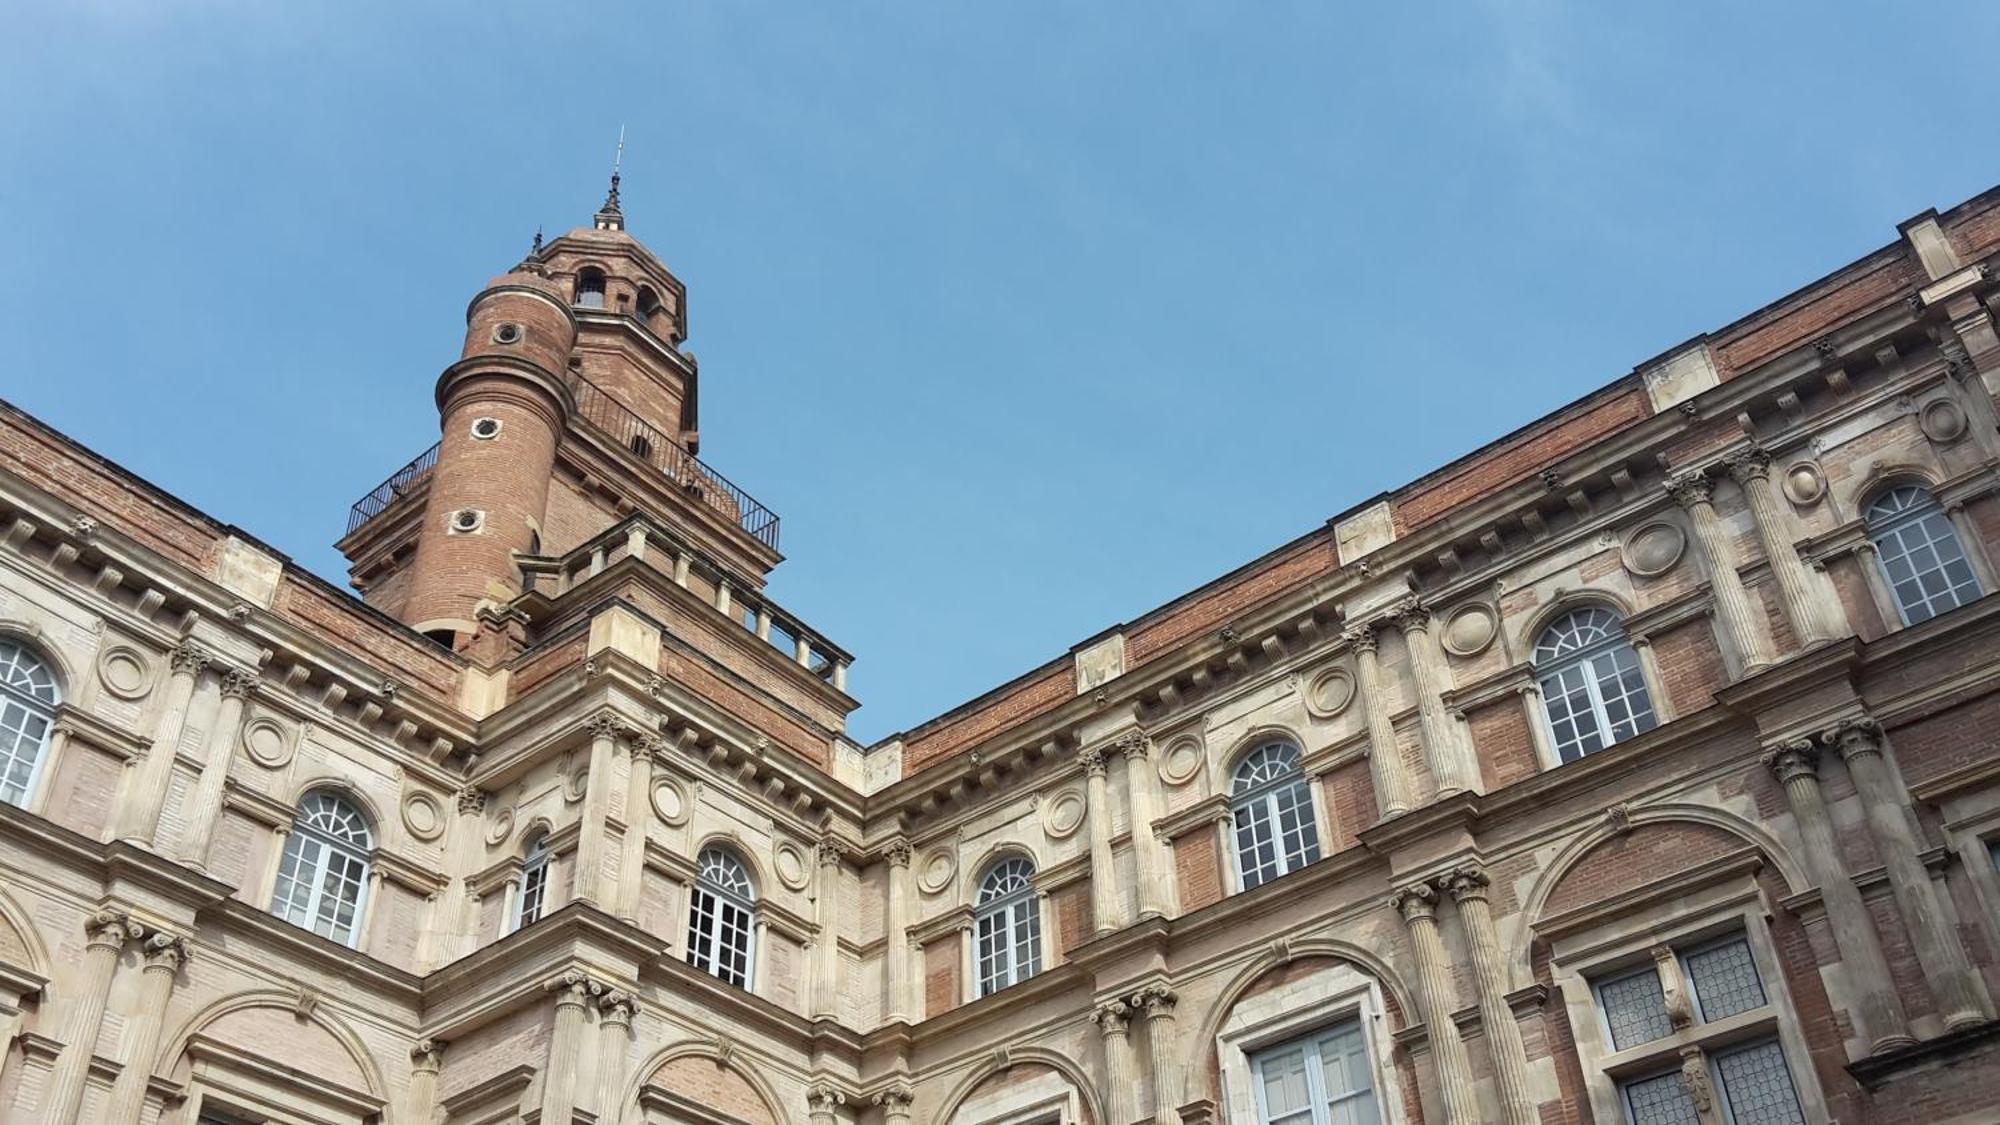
455 786 487 816
1664 470 1714 509
1114 729 1149 761
170 642 212 676
1822 716 1885 763
1076 744 1108 778
1724 447 1773 484
1341 623 1378 655
1388 595 1431 634
585 713 632 743
883 839 913 868
1760 738 1820 783
218 667 259 700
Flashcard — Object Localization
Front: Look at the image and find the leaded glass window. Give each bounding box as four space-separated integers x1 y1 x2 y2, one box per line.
1865 485 1983 625
687 847 756 988
974 857 1041 996
0 640 57 807
1595 965 1673 1051
1711 1039 1808 1125
1534 607 1657 764
1231 741 1321 891
270 791 372 946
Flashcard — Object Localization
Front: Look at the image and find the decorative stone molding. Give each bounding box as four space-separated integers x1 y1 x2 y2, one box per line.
1664 471 1714 508
883 839 913 868
915 844 957 894
1301 665 1356 718
1441 866 1490 904
1132 982 1177 1018
410 1038 445 1073
1920 397 1970 444
1440 601 1498 657
650 777 689 826
1339 623 1378 655
1077 744 1108 778
1389 882 1439 924
169 642 212 676
1782 460 1826 506
1092 998 1131 1035
1156 733 1205 785
1040 786 1087 840
401 789 446 842
218 667 259 699
1760 739 1820 783
1823 716 1885 762
1621 520 1688 578
774 841 811 891
94 645 155 700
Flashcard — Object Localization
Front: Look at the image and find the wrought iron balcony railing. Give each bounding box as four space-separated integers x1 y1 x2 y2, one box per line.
345 441 440 535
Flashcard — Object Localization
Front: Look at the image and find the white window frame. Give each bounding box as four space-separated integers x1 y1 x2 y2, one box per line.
512 833 551 932
1216 959 1406 1125
686 847 757 989
974 857 1042 997
1229 741 1322 892
1532 607 1658 766
269 791 373 948
1248 1018 1382 1125
1863 484 1985 626
1550 891 1827 1125
0 639 59 810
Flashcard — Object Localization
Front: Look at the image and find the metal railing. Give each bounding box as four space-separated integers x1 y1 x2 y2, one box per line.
566 376 781 552
345 442 440 535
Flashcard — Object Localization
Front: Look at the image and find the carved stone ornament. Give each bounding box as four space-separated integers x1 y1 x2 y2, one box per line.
650 776 690 826
456 786 488 816
1132 983 1178 1018
400 788 446 842
1664 470 1714 509
1722 446 1773 484
883 839 913 868
1782 460 1826 507
872 1085 915 1111
1822 715 1885 762
1679 1049 1714 1113
1340 623 1379 656
71 514 98 540
916 844 957 895
1300 665 1357 720
1389 882 1439 923
1388 595 1432 634
1601 802 1634 837
1092 999 1131 1035
218 667 259 699
170 642 213 677
807 1084 846 1111
1156 733 1205 786
586 713 630 743
94 645 155 701
410 1039 445 1071
1076 744 1108 778
1919 397 1970 445
1760 738 1820 783
1621 520 1688 579
1440 602 1499 657
773 841 810 891
484 804 516 847
1441 865 1490 903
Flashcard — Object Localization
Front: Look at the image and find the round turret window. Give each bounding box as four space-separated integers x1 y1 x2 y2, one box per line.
491 323 524 345
449 509 485 534
470 417 503 441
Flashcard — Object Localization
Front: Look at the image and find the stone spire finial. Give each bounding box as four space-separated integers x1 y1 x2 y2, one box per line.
594 131 627 231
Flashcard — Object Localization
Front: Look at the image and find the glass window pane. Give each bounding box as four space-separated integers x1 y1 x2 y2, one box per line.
1713 1040 1807 1125
1597 966 1674 1050
1683 938 1766 1023
1621 1070 1701 1125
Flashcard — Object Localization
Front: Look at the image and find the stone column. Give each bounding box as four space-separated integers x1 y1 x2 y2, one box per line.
178 667 256 869
873 1084 914 1125
575 715 625 908
1727 450 1839 645
1827 719 1991 1029
1344 625 1413 817
1093 998 1138 1125
1119 732 1172 918
615 736 659 924
812 838 845 1020
595 989 637 1121
1668 471 1770 673
1390 599 1475 797
539 971 598 1123
1444 868 1534 1125
883 839 914 1023
46 910 137 1124
1762 740 1912 1053
437 786 488 967
103 928 189 1125
1134 984 1181 1125
407 1040 444 1125
119 642 209 843
1080 745 1123 933
1391 883 1477 1124
807 1083 846 1125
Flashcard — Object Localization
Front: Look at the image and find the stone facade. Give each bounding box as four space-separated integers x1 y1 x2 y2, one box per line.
1 178 1999 1124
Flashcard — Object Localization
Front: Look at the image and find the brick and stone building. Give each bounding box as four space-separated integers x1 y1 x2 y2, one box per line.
1 172 1999 1124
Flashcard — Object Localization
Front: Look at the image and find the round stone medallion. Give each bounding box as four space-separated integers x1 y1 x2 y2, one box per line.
1441 603 1498 657
1920 398 1969 445
1302 667 1356 718
401 790 445 842
774 842 810 890
95 646 153 700
1782 461 1826 507
484 805 516 846
1621 520 1687 578
239 716 295 769
917 845 957 895
650 777 689 826
1157 735 1204 786
1041 787 1087 839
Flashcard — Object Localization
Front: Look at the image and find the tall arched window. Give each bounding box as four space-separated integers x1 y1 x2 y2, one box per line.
270 791 372 946
576 267 607 309
1231 740 1321 891
687 847 756 988
975 857 1041 996
513 832 551 932
0 640 58 808
1534 607 1657 765
1865 484 1983 625
635 285 663 325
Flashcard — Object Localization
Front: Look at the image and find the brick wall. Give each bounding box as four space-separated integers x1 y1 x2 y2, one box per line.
1541 822 1743 918
924 935 959 1017
1174 831 1223 912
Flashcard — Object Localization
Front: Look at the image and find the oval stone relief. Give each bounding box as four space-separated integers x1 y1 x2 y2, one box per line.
1920 398 1969 445
401 790 445 842
485 805 516 846
1782 461 1826 507
1301 667 1356 719
95 645 154 700
1441 603 1498 657
1156 735 1204 786
1621 520 1687 578
1042 787 1087 839
917 845 957 895
239 715 295 769
650 777 689 826
774 842 810 890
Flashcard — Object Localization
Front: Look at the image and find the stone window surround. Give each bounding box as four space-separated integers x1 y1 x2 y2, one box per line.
952 1067 1080 1125
1913 766 2000 954
1801 467 2000 635
1543 872 1830 1125
1214 960 1407 1125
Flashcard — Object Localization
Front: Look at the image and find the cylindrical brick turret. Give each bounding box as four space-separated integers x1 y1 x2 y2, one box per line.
403 270 575 643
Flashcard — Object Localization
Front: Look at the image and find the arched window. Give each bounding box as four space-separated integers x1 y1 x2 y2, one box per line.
974 857 1041 996
1231 740 1321 891
1533 607 1657 764
687 847 756 988
513 833 551 931
0 640 58 808
636 285 662 325
1865 484 1983 625
270 791 372 946
576 267 607 309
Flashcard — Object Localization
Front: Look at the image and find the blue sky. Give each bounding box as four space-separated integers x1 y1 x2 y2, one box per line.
3 3 1996 743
